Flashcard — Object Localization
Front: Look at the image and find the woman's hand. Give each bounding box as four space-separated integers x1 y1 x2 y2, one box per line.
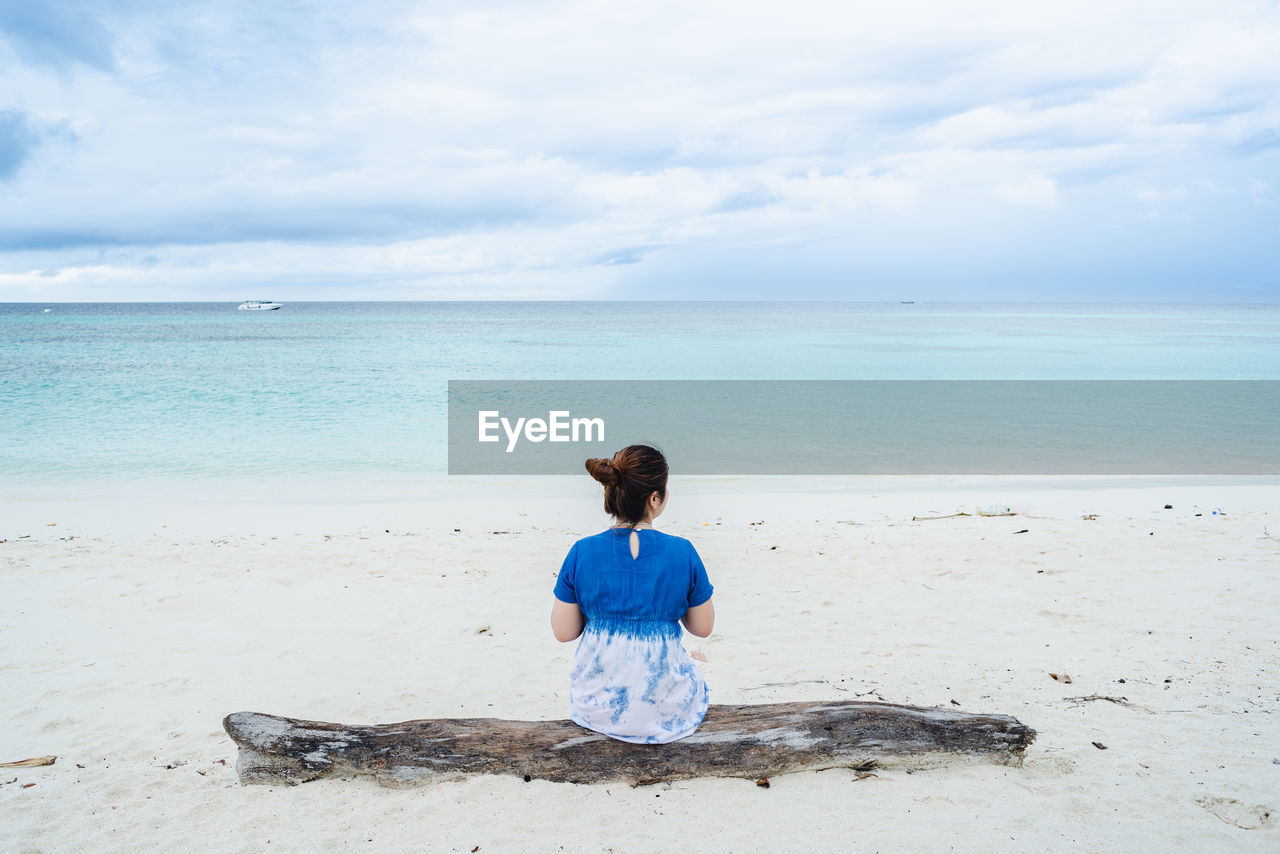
551 598 585 642
682 599 714 638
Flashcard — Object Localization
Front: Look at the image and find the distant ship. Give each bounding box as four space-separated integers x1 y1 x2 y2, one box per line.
899 300 915 304
238 300 283 311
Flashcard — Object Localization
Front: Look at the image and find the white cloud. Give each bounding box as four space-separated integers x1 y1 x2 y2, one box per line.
992 174 1060 208
1133 184 1191 205
1 0 1278 299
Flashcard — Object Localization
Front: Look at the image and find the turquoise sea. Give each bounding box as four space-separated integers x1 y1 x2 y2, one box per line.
2 302 1277 488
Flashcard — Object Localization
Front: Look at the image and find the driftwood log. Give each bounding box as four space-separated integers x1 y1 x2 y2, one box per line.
223 701 1035 787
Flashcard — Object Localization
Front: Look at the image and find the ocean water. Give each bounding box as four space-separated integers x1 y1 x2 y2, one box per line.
2 302 1277 488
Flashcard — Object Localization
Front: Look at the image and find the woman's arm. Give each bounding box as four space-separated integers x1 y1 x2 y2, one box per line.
682 598 714 638
551 598 585 642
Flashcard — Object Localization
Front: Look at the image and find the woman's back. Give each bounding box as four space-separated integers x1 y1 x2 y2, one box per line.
557 528 711 623
554 528 714 743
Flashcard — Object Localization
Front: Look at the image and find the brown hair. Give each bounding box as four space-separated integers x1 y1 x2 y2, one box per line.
585 445 668 527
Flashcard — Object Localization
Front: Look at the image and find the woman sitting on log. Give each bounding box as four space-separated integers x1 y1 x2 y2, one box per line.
551 445 716 744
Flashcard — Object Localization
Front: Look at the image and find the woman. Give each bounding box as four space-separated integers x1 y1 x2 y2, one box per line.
551 445 715 743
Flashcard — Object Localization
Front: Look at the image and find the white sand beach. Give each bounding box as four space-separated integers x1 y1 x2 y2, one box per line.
2 476 1277 852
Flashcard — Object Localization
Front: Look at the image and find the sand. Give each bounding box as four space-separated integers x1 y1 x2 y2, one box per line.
2 476 1277 852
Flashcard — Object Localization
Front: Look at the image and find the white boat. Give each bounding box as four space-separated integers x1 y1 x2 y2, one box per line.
238 300 283 311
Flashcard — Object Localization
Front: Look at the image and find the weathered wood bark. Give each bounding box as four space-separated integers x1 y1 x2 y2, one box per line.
223 701 1035 787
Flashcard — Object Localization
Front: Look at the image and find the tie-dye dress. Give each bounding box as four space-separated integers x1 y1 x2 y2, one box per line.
553 528 714 744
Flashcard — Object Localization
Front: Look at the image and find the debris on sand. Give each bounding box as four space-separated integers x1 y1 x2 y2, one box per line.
0 756 56 768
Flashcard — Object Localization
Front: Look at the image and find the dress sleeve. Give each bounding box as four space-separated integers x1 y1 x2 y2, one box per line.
553 542 578 604
687 543 714 608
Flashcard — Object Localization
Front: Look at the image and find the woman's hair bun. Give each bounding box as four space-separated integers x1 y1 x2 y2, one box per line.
585 446 668 526
585 457 616 485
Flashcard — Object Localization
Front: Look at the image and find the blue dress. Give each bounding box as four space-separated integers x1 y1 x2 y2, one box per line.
553 528 714 744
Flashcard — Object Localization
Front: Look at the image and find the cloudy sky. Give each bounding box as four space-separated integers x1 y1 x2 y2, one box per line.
1 0 1277 301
